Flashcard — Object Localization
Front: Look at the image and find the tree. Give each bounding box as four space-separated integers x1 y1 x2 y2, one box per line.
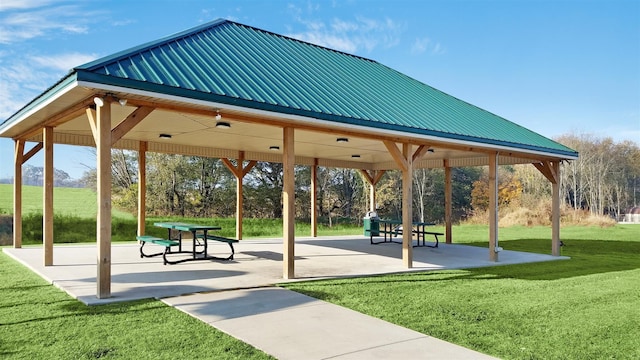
471 166 523 212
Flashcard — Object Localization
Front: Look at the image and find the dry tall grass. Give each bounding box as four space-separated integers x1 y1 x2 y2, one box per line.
465 200 617 227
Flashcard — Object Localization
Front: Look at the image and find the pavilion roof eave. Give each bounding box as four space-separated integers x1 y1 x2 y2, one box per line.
0 72 80 138
0 72 577 164
72 76 578 161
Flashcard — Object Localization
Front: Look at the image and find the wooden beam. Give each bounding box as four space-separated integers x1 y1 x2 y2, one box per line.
372 170 386 185
137 141 147 237
489 153 498 262
221 158 240 177
17 97 95 140
86 108 97 143
111 106 154 145
444 159 452 244
22 143 43 163
358 169 374 185
283 127 295 279
533 161 558 184
551 161 561 256
412 144 431 162
242 160 257 177
123 97 567 162
96 98 112 299
311 158 318 237
13 140 24 248
402 143 413 268
43 127 54 266
384 141 408 172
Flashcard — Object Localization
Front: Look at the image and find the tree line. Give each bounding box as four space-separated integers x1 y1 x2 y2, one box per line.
6 133 637 223
97 133 637 224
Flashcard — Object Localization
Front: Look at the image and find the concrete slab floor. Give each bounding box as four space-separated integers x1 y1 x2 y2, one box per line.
3 235 568 305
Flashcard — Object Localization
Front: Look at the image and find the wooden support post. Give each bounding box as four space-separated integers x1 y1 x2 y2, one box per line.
96 98 112 299
283 127 295 279
137 141 147 237
236 152 245 240
358 169 386 212
551 161 561 256
43 127 54 266
489 153 499 262
222 152 256 240
444 160 453 244
369 182 376 212
13 140 24 248
402 143 413 268
311 159 318 237
533 161 562 256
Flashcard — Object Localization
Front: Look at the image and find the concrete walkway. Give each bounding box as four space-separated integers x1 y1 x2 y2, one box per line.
163 287 496 359
5 235 567 359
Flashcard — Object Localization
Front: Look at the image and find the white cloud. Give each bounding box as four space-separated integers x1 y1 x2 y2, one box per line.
0 4 97 44
411 37 430 54
286 15 405 55
0 0 52 12
411 37 445 55
30 52 99 72
0 50 98 119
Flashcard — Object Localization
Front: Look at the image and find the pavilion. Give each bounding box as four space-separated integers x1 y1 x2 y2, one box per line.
0 19 578 299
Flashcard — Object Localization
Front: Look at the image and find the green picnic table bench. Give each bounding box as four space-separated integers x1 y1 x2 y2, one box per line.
137 235 180 265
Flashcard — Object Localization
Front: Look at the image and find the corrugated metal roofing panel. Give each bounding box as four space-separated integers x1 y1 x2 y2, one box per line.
73 19 576 157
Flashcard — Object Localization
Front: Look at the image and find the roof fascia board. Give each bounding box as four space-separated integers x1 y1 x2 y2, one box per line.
0 74 78 136
76 75 579 160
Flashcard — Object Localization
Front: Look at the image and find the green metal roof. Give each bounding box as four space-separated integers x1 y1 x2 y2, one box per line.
8 19 578 158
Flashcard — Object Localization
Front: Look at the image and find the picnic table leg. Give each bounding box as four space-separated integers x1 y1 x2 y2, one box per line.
192 230 197 259
203 230 209 257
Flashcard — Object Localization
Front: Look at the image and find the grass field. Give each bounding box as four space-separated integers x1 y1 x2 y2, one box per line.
283 224 640 359
2 183 639 358
0 184 361 245
0 184 133 219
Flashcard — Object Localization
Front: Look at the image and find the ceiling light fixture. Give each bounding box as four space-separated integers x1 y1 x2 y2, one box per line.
215 121 231 129
159 133 172 139
118 99 127 106
215 110 222 121
351 154 361 158
269 146 280 151
336 137 349 143
427 148 435 153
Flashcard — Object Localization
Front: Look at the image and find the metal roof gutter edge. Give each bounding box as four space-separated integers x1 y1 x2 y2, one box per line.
75 72 579 160
0 73 79 137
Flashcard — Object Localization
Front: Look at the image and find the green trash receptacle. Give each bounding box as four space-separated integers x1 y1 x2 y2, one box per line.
363 211 380 237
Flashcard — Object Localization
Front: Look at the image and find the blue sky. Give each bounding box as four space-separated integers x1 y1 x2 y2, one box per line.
1 0 638 179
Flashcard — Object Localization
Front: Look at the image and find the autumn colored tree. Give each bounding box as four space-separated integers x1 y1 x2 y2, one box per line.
471 167 523 212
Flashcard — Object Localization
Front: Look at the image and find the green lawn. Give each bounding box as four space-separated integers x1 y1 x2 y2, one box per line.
2 182 639 358
283 224 640 359
0 251 274 359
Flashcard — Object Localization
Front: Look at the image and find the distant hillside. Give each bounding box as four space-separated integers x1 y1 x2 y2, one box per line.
0 164 86 188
